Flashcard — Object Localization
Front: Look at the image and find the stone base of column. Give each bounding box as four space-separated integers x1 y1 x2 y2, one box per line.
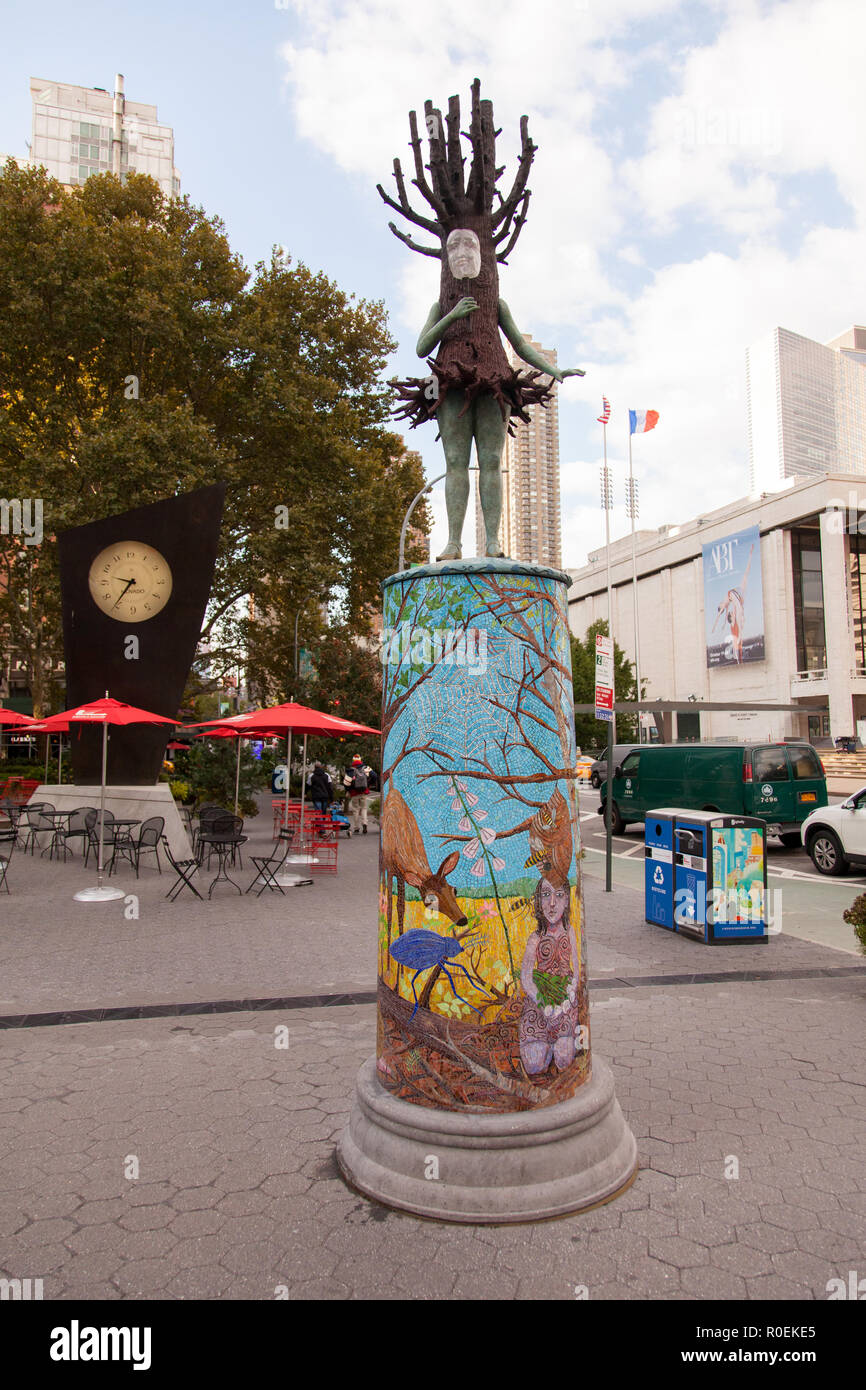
337 1055 638 1224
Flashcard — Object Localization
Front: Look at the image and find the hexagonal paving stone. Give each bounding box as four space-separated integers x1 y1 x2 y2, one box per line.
648 1235 710 1269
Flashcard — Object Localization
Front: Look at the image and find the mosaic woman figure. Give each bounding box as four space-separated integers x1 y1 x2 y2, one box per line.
379 80 584 561
519 876 583 1076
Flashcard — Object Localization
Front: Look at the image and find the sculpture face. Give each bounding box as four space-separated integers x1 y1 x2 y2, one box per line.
446 228 481 280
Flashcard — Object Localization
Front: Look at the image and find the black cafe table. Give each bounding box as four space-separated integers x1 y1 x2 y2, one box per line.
198 830 248 898
38 808 80 862
102 818 140 876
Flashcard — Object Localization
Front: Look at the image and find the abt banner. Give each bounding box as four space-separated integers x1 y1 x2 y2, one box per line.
702 524 765 668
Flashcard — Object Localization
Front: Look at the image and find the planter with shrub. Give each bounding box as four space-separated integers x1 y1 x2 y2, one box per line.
842 892 866 955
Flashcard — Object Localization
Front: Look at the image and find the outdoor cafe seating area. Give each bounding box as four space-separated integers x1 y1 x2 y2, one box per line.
0 778 346 901
0 695 378 903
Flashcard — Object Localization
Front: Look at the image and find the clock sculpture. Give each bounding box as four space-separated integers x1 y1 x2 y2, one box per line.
58 484 225 785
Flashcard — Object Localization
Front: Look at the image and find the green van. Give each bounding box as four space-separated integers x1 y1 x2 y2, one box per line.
598 742 827 845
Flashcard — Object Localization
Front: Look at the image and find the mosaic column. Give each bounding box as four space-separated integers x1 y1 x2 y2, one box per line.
338 559 636 1221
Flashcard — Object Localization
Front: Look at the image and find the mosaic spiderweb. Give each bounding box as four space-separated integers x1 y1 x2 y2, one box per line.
408 634 527 762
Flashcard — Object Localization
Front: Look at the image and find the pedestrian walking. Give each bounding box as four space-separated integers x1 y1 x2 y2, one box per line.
343 754 369 834
310 762 333 815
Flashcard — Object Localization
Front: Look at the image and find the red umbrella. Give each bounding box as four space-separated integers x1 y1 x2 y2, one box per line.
0 707 36 772
0 708 35 726
190 702 378 854
37 696 177 902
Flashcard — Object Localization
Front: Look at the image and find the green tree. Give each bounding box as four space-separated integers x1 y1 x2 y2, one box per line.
184 737 266 816
0 162 428 713
570 619 639 751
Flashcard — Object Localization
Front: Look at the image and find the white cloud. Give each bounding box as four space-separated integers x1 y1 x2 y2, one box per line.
629 0 866 234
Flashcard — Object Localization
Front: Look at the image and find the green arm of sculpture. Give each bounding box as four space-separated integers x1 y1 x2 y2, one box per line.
498 298 585 382
416 297 478 358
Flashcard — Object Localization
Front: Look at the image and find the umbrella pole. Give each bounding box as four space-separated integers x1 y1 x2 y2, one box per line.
284 731 292 835
58 737 63 784
44 733 50 783
96 719 108 890
299 734 308 833
234 737 241 817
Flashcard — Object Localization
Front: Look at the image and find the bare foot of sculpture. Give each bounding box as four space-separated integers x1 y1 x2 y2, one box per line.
436 542 462 561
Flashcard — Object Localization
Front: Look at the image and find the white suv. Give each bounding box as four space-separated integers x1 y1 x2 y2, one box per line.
801 788 866 875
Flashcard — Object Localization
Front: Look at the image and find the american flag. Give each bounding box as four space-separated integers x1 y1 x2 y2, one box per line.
597 396 611 425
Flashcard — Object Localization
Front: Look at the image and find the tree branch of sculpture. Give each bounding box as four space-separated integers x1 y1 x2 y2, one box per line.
386 223 442 258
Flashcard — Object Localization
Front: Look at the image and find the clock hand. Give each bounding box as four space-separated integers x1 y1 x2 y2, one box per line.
111 577 137 610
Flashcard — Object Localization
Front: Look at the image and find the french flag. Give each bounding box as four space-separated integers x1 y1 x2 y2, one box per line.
629 409 659 434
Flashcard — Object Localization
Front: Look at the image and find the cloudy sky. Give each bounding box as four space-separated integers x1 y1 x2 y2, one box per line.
2 0 865 566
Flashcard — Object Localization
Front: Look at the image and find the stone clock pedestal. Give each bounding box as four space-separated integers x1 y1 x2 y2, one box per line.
33 783 192 860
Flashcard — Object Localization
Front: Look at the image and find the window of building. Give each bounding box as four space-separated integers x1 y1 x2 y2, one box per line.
790 526 827 671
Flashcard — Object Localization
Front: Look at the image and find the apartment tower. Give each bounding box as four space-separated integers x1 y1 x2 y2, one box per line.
474 337 561 567
30 74 180 197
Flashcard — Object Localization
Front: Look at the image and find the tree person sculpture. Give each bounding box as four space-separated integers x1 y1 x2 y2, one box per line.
380 79 585 561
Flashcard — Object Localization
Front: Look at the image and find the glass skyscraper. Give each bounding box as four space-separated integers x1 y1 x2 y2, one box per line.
746 325 866 492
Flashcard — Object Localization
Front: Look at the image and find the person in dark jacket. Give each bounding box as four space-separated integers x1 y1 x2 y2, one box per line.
310 763 333 814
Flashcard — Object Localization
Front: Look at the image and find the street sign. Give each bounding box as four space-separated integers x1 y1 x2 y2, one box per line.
595 633 614 722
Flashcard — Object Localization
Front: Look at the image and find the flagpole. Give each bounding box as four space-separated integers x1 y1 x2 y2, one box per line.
601 413 616 743
628 427 643 745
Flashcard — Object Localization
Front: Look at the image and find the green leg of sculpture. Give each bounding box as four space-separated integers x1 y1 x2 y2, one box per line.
475 394 508 558
437 391 509 561
437 391 473 561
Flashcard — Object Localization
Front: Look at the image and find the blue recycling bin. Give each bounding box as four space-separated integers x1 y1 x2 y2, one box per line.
645 808 768 943
645 811 675 929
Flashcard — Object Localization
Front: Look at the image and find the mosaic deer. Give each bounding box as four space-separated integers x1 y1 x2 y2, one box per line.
380 788 467 948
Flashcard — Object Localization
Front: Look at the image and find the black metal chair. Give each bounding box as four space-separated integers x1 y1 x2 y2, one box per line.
161 835 202 901
194 805 228 863
0 827 15 893
21 803 55 856
63 807 98 857
84 810 115 869
246 849 287 897
133 816 164 877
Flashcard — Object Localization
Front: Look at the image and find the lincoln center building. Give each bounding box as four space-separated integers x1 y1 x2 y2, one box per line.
568 472 866 746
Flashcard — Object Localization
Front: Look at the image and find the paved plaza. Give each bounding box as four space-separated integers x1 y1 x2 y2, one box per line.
1 797 865 1300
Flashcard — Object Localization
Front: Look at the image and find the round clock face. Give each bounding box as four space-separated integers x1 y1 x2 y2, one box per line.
88 542 173 623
